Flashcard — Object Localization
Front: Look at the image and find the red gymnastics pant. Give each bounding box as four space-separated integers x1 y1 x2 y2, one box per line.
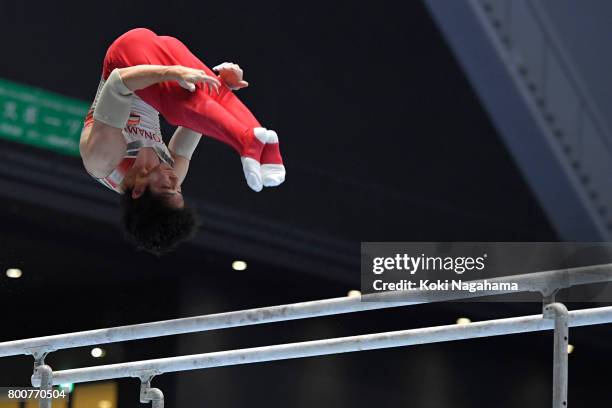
102 27 281 165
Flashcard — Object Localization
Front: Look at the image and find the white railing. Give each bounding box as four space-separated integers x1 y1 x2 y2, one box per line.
1 263 611 408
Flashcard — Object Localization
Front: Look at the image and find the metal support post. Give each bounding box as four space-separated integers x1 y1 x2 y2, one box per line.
34 365 53 408
139 371 164 408
544 302 569 408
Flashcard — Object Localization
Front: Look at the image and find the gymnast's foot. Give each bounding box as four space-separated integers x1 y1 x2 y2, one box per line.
261 129 285 187
241 127 269 192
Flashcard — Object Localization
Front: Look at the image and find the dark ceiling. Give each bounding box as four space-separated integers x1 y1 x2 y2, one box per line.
0 0 556 247
0 0 558 289
1 1 604 408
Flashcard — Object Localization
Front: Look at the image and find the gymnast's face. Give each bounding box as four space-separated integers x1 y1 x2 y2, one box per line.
131 163 184 209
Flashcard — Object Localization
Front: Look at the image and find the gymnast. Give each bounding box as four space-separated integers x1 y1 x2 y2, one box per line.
79 28 285 255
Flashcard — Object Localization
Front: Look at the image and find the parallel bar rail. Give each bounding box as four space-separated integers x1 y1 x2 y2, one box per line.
42 306 612 385
2 263 611 357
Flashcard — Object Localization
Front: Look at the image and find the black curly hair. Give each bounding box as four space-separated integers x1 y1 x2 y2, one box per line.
121 187 200 255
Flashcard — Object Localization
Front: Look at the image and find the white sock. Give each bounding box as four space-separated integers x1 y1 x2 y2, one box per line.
241 157 263 192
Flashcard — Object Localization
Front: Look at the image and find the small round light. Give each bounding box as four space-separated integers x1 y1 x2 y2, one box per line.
347 290 361 298
567 344 574 354
456 317 471 325
91 347 106 358
232 260 247 271
6 268 22 278
98 400 112 408
60 383 74 393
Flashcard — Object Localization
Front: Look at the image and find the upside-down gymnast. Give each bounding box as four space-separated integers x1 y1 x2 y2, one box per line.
79 28 285 255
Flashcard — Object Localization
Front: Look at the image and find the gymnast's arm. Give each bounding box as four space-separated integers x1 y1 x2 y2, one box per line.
80 66 168 177
80 66 220 177
121 65 221 93
171 152 190 186
169 126 202 185
79 122 126 178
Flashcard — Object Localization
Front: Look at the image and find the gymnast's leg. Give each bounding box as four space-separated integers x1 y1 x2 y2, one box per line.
159 35 285 186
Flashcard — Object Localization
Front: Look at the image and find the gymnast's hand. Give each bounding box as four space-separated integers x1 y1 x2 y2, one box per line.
167 65 221 94
213 62 249 90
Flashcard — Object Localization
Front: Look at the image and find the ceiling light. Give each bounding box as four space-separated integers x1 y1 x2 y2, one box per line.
6 268 22 278
456 317 471 325
91 347 106 358
347 290 361 298
232 260 247 271
98 400 112 408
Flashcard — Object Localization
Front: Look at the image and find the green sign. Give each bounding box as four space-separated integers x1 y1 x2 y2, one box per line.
0 77 89 156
